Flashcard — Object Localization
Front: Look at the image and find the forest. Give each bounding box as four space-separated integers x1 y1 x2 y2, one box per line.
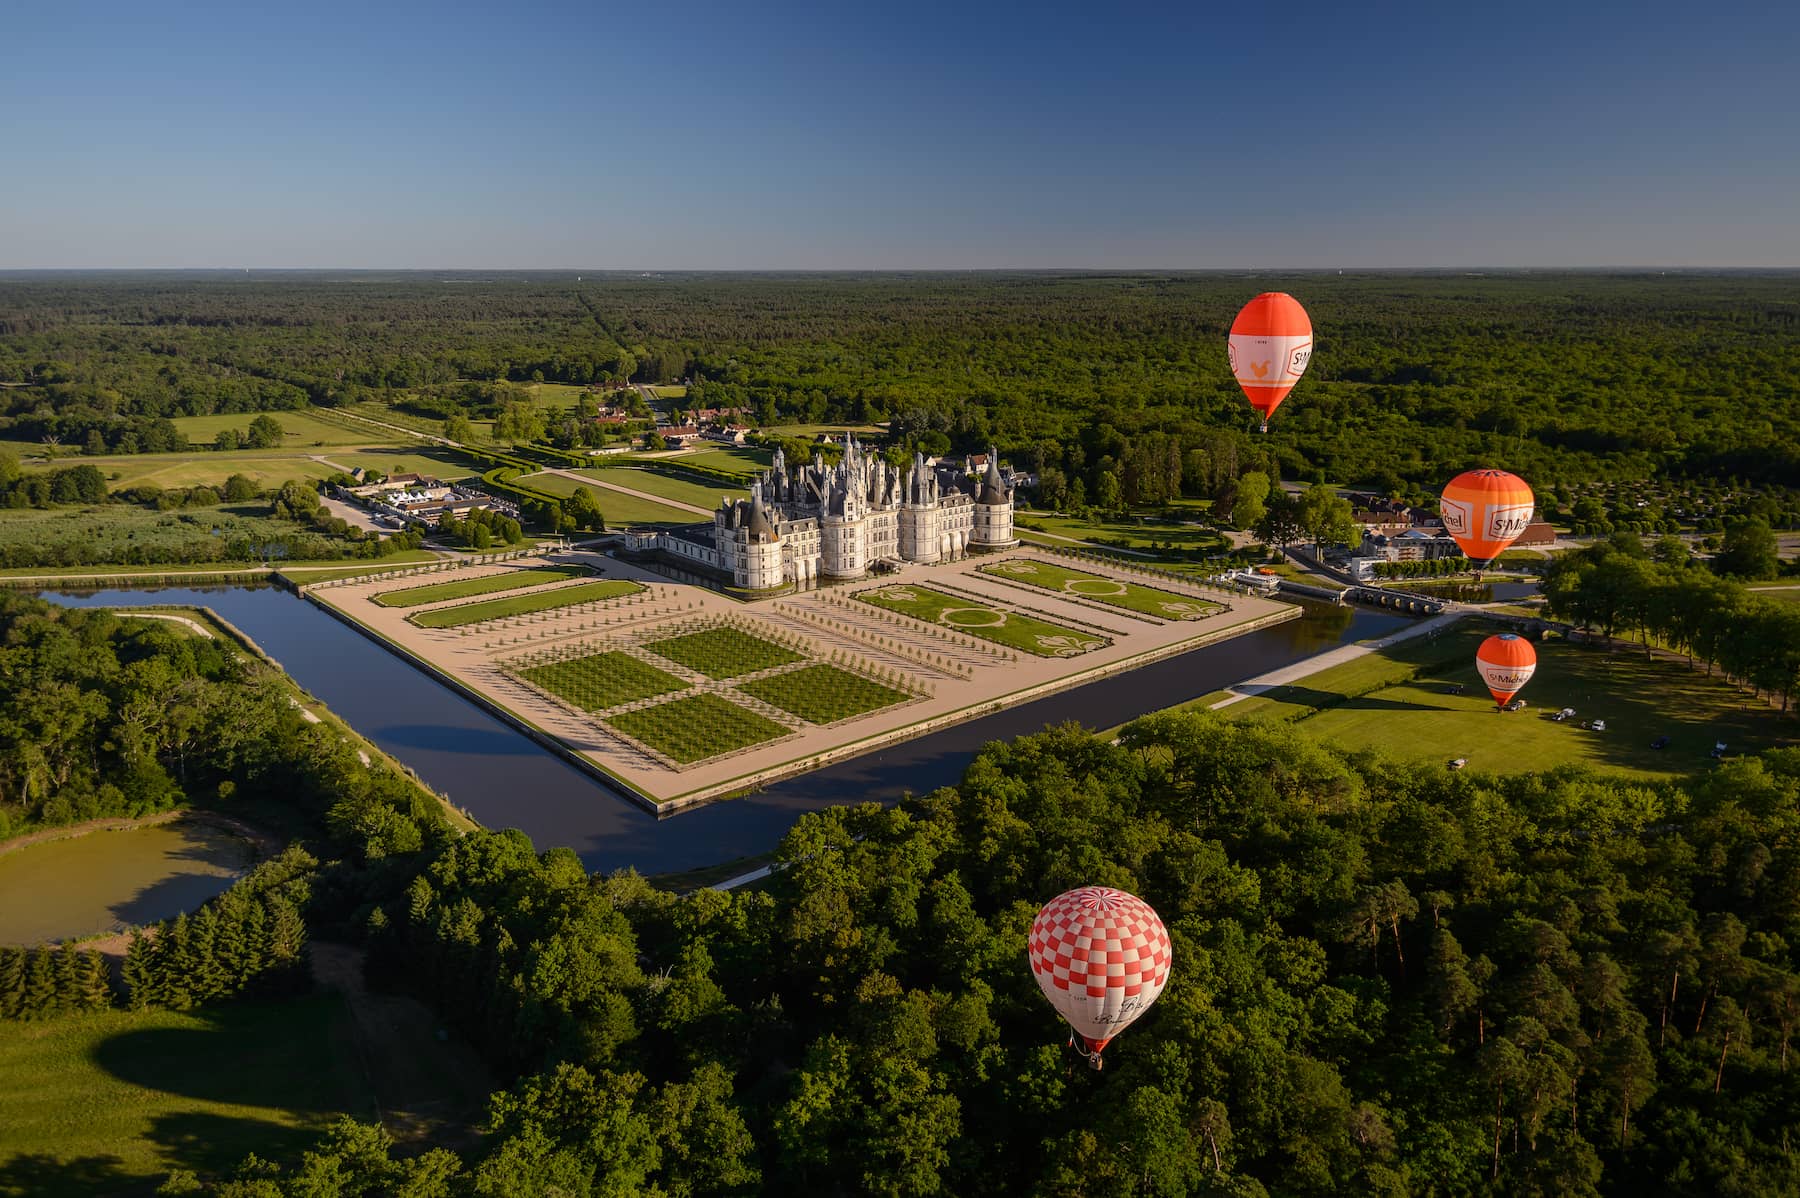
93 709 1796 1196
1 271 1796 523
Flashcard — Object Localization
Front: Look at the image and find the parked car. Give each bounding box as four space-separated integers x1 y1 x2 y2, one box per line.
1591 719 1607 732
1449 758 1468 770
1504 699 1527 712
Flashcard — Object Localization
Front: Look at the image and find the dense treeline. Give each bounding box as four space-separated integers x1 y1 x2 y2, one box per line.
1544 533 1800 710
0 593 447 846
164 712 1800 1195
2 272 1796 509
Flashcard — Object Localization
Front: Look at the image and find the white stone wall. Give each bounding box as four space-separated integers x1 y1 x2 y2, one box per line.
899 504 942 563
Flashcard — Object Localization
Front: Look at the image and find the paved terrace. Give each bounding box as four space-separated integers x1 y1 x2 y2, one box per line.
305 549 1297 813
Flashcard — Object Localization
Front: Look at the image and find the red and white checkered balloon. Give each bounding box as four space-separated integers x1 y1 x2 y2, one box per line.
1028 886 1172 1055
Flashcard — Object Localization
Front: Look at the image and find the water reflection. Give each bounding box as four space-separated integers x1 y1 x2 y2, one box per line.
42 585 1411 876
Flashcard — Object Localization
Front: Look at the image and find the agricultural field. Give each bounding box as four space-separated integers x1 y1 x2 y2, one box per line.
581 467 748 508
167 410 390 448
857 583 1108 657
644 625 805 679
606 692 792 764
92 450 343 491
736 663 912 724
0 997 373 1193
1222 621 1792 781
407 578 643 628
373 565 589 607
517 649 690 710
980 558 1222 619
674 446 772 477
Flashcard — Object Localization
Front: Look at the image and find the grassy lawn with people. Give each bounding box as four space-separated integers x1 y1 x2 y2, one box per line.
605 693 792 764
644 626 805 680
736 664 913 724
979 558 1222 619
516 650 691 711
1223 622 1792 781
372 565 589 607
407 579 642 628
856 583 1108 657
0 997 374 1194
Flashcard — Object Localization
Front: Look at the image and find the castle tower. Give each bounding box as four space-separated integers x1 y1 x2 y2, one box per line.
897 451 942 563
969 446 1017 551
819 439 869 578
738 481 784 590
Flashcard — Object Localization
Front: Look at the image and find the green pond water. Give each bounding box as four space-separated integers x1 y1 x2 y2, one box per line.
0 819 255 945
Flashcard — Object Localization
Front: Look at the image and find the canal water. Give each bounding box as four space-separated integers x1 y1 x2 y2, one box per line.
42 585 1410 876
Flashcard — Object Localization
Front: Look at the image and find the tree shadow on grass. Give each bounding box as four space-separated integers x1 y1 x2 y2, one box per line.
1236 684 1439 715
144 1110 331 1184
0 1153 142 1198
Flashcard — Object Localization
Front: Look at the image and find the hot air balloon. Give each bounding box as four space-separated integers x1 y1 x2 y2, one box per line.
1476 633 1537 710
1229 292 1313 432
1439 469 1535 568
1028 886 1172 1069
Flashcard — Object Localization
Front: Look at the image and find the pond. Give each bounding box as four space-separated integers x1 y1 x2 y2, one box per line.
0 818 255 945
42 584 1411 876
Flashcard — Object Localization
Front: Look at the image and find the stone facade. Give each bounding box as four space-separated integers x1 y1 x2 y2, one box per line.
635 435 1013 589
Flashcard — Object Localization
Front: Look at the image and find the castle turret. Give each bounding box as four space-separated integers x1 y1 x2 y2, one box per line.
969 446 1017 551
737 481 784 589
898 452 943 563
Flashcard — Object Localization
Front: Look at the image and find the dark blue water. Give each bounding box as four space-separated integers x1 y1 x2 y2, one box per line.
42 585 1409 875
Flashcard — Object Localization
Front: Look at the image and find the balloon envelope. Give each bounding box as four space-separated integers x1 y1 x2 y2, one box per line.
1476 633 1537 706
1028 886 1172 1056
1229 292 1313 427
1440 469 1535 564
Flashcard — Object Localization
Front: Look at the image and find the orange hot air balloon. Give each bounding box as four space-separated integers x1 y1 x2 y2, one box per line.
1439 469 1535 566
1229 292 1313 432
1476 633 1537 709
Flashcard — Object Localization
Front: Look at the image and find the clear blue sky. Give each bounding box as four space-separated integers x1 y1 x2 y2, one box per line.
4 0 1795 268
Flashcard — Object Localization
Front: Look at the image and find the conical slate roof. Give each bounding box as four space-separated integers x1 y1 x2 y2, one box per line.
977 452 1009 505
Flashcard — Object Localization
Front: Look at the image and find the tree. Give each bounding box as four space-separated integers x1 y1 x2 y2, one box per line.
1713 518 1779 579
494 403 547 445
565 487 605 532
223 474 260 503
1256 490 1305 550
245 414 285 449
444 412 477 444
1298 483 1356 554
1094 469 1123 514
214 428 242 452
1232 470 1270 531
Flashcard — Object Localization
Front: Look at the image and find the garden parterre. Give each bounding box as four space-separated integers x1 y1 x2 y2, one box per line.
978 558 1222 620
856 582 1107 657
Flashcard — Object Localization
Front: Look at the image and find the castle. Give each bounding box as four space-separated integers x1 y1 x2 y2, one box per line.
646 435 1016 589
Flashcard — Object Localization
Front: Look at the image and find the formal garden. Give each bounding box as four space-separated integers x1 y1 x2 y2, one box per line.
643 624 807 679
372 565 590 607
407 578 643 628
515 649 690 711
978 557 1223 619
604 692 793 764
856 583 1108 657
735 662 915 725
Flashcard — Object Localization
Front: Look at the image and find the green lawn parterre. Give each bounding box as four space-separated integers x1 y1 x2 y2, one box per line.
979 558 1222 620
856 584 1107 657
736 664 913 724
605 693 792 764
644 625 805 679
373 565 589 607
518 650 690 710
407 578 643 628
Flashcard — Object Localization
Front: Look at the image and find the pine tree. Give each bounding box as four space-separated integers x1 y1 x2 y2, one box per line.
54 944 85 1010
159 914 195 1011
122 930 155 1010
22 947 58 1020
0 947 25 1019
188 906 226 1003
78 950 113 1012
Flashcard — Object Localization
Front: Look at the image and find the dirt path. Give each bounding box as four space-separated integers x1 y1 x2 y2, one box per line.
1210 611 1466 709
309 941 494 1147
110 610 215 637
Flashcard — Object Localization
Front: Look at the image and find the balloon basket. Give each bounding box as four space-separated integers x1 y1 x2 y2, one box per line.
1258 421 1269 434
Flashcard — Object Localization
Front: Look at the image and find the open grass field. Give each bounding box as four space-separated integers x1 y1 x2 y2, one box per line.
582 467 748 508
1223 622 1795 781
407 578 643 628
322 446 477 482
0 997 373 1195
89 451 344 491
674 446 772 477
606 693 791 764
518 650 690 711
761 423 885 439
1016 511 1230 557
645 625 805 679
1749 586 1800 607
737 663 912 724
512 472 700 526
372 565 589 607
857 583 1108 657
167 410 397 449
980 559 1222 620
